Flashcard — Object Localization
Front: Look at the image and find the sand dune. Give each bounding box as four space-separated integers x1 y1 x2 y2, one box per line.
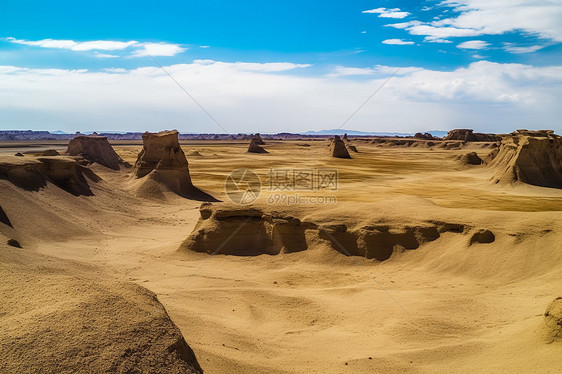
0 244 202 374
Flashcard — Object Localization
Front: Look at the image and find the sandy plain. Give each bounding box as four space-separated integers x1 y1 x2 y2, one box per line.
1 139 561 373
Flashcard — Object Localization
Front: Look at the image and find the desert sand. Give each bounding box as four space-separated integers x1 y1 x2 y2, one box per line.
1 131 561 373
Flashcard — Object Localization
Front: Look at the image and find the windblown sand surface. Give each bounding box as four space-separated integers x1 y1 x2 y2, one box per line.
1 139 561 373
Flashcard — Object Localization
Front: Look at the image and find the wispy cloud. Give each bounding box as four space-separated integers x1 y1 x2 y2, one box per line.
362 8 410 19
385 1 562 44
3 37 187 57
93 52 119 58
192 59 311 72
382 39 414 45
503 43 545 54
457 40 489 50
5 37 137 51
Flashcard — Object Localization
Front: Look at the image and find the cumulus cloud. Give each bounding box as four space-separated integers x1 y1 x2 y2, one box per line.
3 37 187 57
457 40 489 49
387 1 562 43
1 60 561 133
363 8 410 19
382 39 415 45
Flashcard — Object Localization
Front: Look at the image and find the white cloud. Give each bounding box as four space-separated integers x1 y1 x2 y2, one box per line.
192 60 311 72
387 1 562 43
382 39 415 45
330 67 377 76
503 43 545 54
362 8 410 19
330 65 423 77
1 60 561 133
4 37 137 51
130 42 187 57
457 40 489 49
3 37 187 57
93 52 119 58
472 54 487 59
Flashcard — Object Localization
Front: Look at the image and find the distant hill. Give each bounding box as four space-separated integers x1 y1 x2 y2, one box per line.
303 129 449 137
303 129 412 136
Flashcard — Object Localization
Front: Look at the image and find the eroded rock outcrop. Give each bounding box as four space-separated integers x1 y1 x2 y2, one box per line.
371 138 437 148
444 129 500 142
252 133 265 145
247 139 268 153
0 156 100 196
469 229 495 245
459 152 484 165
488 131 562 188
41 149 60 156
67 135 128 170
179 204 476 260
331 135 351 159
414 132 436 140
133 130 214 200
543 297 562 342
0 205 12 227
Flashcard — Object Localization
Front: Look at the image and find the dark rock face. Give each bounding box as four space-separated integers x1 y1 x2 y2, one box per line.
252 133 265 145
0 157 100 196
41 149 60 156
459 152 484 165
544 297 562 342
331 135 351 159
0 205 12 227
67 136 128 170
444 129 500 142
470 229 495 245
247 139 268 153
414 132 435 140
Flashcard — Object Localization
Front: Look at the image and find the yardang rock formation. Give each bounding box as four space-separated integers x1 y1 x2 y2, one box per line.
67 135 129 170
489 130 562 188
247 139 268 153
133 130 215 200
331 135 351 159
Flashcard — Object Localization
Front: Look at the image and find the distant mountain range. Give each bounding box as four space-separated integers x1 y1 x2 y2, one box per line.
0 129 450 141
303 129 449 137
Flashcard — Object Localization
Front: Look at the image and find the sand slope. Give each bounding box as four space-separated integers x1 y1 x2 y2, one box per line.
1 139 561 373
0 243 203 374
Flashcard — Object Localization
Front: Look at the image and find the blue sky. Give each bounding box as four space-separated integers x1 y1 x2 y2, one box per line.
1 0 561 133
